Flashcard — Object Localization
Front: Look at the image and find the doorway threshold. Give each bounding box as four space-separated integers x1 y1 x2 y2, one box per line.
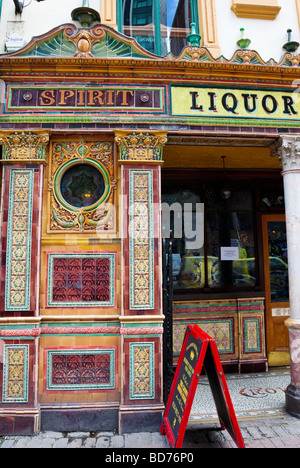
188 367 290 426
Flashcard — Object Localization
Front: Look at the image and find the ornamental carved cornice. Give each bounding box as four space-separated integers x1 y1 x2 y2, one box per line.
0 130 50 164
271 135 300 172
115 130 168 163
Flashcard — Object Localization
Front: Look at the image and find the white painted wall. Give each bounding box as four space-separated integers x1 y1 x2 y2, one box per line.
215 0 300 62
0 0 101 54
0 0 299 62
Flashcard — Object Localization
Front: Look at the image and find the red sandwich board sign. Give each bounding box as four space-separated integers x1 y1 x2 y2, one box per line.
160 325 245 448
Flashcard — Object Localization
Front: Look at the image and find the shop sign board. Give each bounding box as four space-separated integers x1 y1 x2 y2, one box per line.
5 84 165 113
171 85 300 122
160 324 245 448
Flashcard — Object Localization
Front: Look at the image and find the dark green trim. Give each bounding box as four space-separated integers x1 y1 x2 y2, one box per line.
191 0 200 35
116 0 123 32
154 0 162 56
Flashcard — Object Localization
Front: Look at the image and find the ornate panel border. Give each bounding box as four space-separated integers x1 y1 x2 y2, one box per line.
240 314 265 357
48 139 116 233
173 318 236 357
47 252 116 308
129 169 154 310
129 342 155 400
45 348 116 391
2 344 29 403
5 169 34 311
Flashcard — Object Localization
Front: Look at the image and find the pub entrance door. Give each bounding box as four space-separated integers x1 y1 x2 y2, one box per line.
262 214 290 367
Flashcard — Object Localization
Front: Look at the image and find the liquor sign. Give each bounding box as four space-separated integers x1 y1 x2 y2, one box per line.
160 325 245 449
171 85 300 122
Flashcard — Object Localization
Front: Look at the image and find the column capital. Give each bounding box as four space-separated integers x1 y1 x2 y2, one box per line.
0 130 50 164
271 134 300 173
115 130 168 164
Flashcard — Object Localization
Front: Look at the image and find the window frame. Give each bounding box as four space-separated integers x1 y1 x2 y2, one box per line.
162 169 285 300
117 0 200 56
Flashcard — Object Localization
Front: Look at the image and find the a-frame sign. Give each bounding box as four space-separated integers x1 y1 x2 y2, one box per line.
160 325 245 448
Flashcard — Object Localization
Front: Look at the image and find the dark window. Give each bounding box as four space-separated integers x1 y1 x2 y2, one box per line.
60 163 105 209
162 179 256 292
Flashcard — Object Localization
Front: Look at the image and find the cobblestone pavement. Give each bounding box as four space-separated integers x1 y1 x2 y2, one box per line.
1 413 300 448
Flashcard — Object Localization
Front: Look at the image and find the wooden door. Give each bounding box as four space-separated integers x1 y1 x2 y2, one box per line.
262 214 290 367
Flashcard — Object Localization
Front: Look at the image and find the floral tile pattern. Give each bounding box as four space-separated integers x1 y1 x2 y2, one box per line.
129 170 154 310
2 345 29 403
5 169 34 311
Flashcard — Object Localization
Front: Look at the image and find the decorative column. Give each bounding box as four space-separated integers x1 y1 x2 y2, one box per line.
115 130 167 433
0 130 50 435
272 135 300 418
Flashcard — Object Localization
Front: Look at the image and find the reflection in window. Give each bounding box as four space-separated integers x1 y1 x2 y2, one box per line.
162 187 204 290
162 181 256 291
206 184 256 288
122 0 194 56
267 221 289 302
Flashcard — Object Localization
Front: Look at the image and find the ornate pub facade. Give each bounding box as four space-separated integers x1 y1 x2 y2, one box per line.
1 0 300 434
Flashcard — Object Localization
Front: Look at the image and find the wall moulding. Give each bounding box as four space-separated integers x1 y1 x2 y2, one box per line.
231 0 281 20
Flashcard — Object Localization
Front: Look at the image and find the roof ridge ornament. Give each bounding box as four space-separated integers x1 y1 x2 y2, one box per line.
71 0 100 28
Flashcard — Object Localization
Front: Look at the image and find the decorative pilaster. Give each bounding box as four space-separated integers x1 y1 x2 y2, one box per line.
0 130 50 435
115 130 167 433
115 130 167 163
0 130 49 164
272 134 300 419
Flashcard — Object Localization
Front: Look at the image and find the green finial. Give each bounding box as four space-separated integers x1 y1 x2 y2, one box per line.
186 23 201 47
237 27 251 49
71 0 100 28
283 29 299 53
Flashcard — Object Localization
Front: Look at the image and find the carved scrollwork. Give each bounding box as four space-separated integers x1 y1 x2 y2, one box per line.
48 138 116 233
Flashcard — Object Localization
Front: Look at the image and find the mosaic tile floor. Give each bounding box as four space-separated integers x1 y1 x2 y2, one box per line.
189 369 291 424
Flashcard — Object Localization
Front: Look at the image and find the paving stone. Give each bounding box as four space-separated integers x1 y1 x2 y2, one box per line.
124 433 153 448
40 438 56 448
150 432 170 448
246 426 263 440
53 438 69 448
95 436 110 448
82 438 96 448
110 435 124 448
67 438 83 448
26 436 44 448
14 438 30 448
0 439 15 448
67 432 90 439
41 431 65 439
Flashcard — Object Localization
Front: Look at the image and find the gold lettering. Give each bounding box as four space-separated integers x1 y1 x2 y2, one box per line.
39 90 55 106
106 90 115 106
58 90 75 106
87 90 104 106
77 89 85 106
117 90 134 106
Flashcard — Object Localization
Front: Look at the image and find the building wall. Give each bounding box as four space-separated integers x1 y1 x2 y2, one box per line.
215 0 300 62
0 0 300 61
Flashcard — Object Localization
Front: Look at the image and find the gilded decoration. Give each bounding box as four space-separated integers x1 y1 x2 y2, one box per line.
5 169 34 311
115 131 168 163
48 139 116 232
2 344 29 403
0 130 50 163
129 169 154 310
